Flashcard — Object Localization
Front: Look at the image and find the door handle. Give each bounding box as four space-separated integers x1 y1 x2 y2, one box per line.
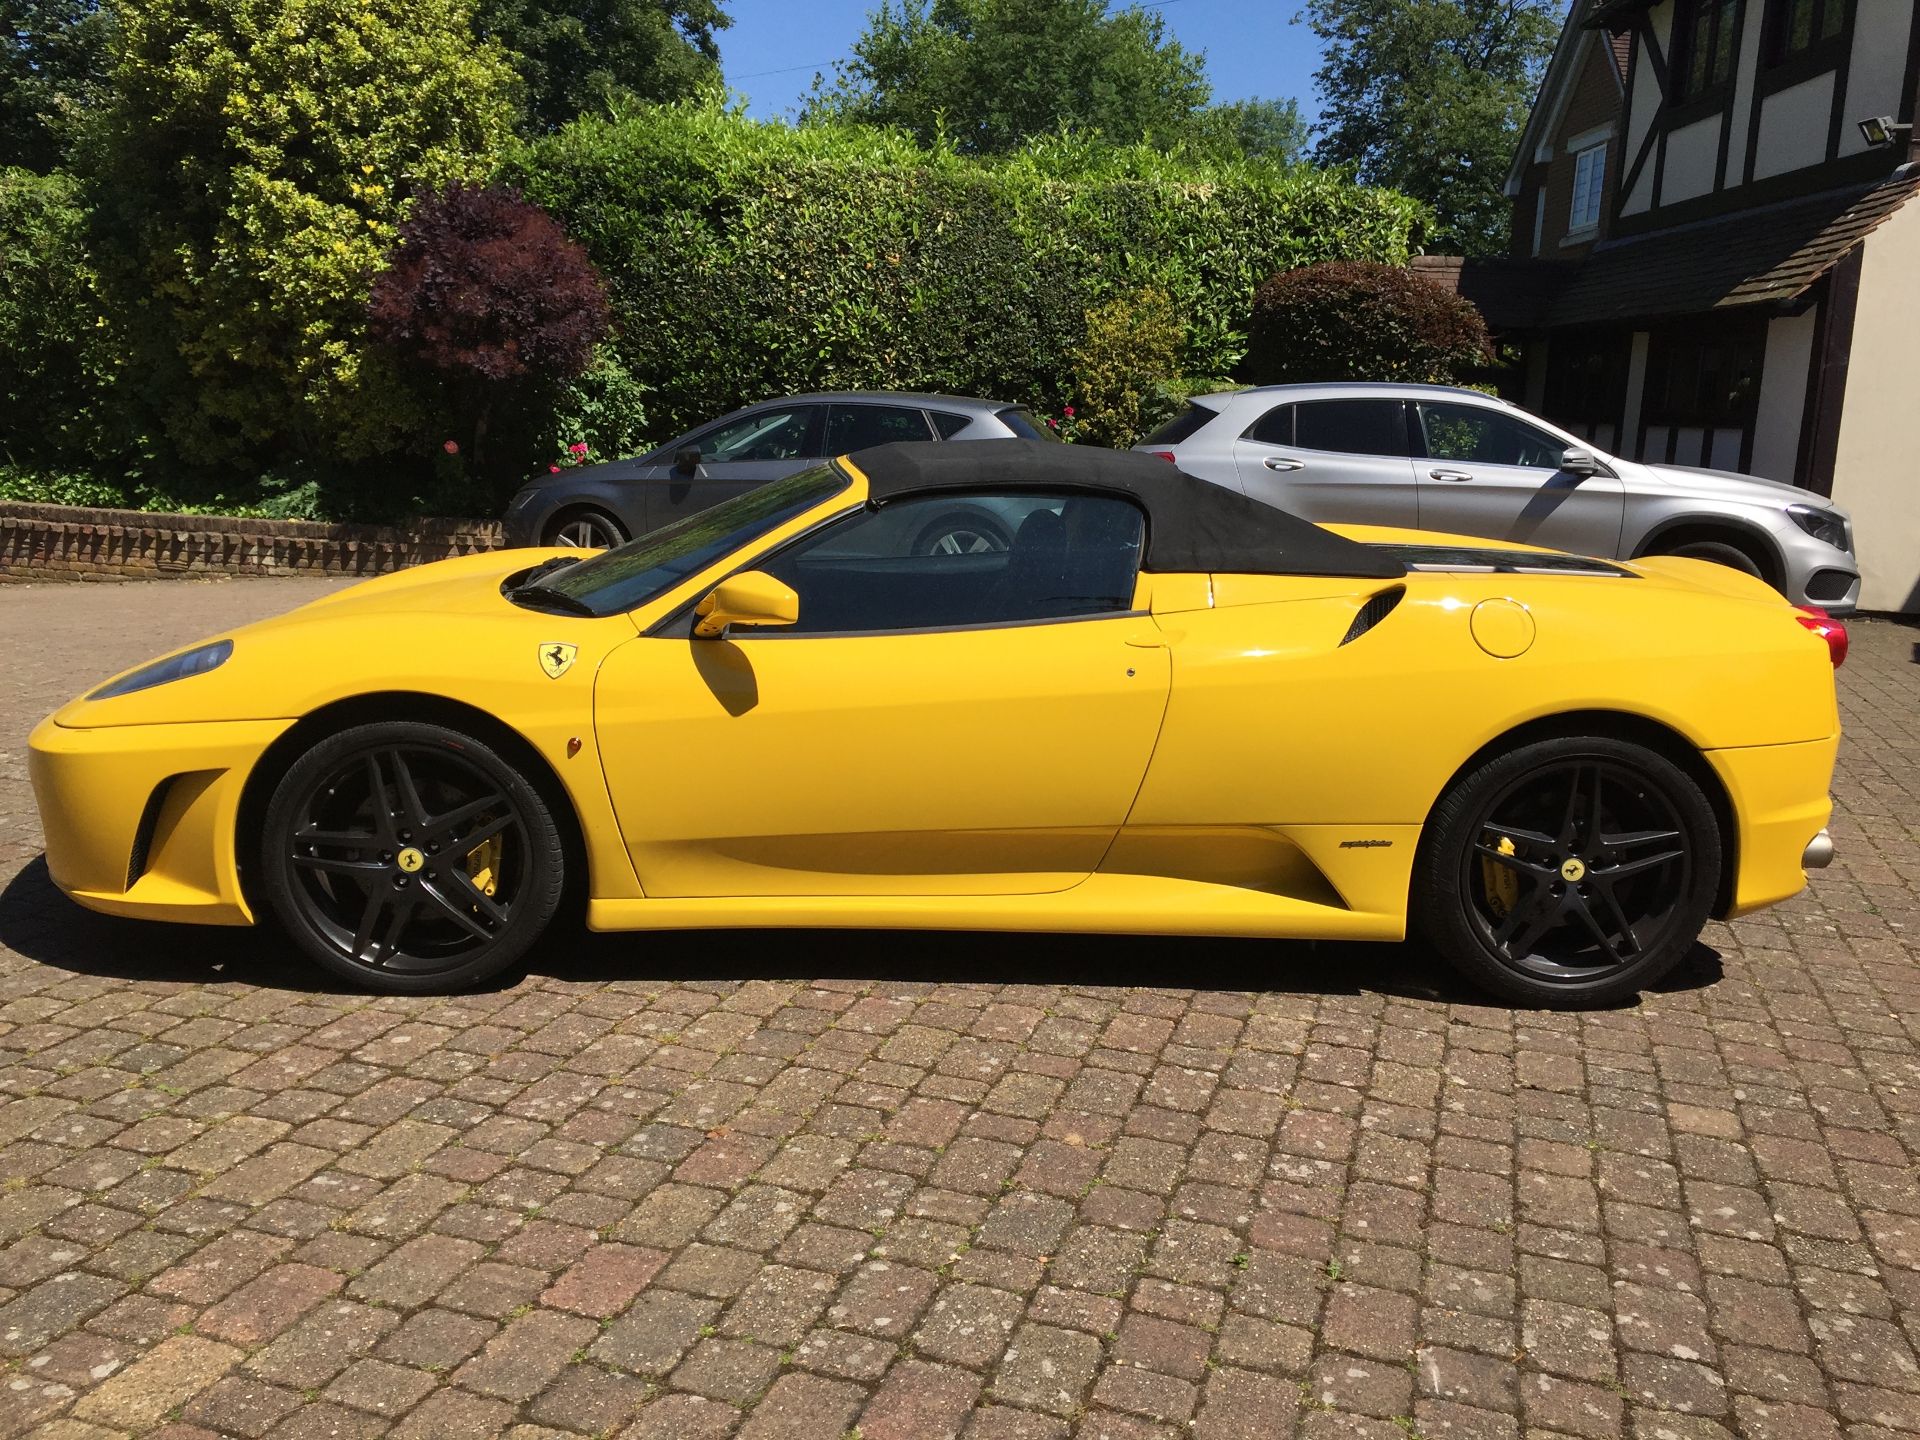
1263 457 1305 472
1429 468 1474 482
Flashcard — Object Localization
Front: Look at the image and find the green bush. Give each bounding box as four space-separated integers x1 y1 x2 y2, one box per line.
1139 375 1241 437
1070 287 1183 449
511 104 1426 441
87 0 521 488
1244 260 1490 386
0 167 121 470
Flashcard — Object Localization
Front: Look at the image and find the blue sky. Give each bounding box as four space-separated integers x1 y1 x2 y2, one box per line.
718 0 1328 128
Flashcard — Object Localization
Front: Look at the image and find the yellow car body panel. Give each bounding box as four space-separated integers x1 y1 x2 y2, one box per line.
27 459 1839 955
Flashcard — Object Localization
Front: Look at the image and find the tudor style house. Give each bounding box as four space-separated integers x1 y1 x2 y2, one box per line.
1432 0 1920 611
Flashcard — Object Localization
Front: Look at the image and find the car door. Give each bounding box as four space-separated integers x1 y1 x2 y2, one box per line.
594 491 1170 898
1412 399 1626 555
1230 398 1422 525
645 403 826 534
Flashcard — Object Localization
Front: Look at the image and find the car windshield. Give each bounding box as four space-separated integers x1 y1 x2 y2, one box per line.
524 465 852 616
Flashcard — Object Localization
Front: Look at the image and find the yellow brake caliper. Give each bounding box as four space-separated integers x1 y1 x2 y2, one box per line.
465 834 504 899
1483 835 1519 918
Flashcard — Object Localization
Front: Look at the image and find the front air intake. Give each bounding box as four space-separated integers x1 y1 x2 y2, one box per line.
126 777 174 891
1340 586 1404 645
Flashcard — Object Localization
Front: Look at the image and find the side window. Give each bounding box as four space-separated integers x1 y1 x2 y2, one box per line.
694 406 821 463
1293 400 1410 456
930 411 971 439
758 492 1145 636
825 404 935 453
1417 402 1564 468
1243 404 1294 445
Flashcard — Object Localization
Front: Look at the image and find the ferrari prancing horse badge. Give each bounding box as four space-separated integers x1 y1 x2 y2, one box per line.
538 642 578 679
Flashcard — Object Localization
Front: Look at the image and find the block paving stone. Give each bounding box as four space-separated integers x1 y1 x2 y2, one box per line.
3 582 1920 1436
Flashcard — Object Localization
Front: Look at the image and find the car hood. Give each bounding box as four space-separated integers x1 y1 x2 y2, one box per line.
54 549 639 729
1634 461 1844 513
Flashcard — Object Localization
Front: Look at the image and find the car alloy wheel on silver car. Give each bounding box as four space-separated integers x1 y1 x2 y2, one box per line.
550 511 626 549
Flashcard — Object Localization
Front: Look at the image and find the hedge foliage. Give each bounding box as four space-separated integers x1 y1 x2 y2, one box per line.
511 106 1427 442
2 99 1427 518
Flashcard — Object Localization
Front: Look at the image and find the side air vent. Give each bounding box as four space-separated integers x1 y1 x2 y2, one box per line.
1340 586 1404 646
126 777 174 891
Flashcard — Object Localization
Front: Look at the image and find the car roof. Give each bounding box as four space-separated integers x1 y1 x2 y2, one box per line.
842 440 1407 581
1200 382 1513 406
755 391 1018 411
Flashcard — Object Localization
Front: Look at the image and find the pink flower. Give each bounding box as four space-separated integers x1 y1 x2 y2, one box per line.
442 439 459 454
548 464 560 473
1063 406 1076 418
568 441 589 456
1046 418 1058 429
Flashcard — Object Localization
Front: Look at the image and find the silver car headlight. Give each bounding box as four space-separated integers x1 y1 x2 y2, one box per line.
1787 503 1849 551
89 640 233 699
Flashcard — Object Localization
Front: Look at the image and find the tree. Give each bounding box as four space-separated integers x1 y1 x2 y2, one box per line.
86 0 519 480
1305 0 1563 254
805 0 1210 154
1243 261 1489 386
0 0 117 171
1183 98 1308 165
473 0 731 133
369 184 611 474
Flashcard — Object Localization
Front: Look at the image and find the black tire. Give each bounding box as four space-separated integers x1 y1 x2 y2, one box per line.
1413 736 1720 1008
259 721 565 993
1660 538 1766 583
913 511 1010 556
546 508 627 549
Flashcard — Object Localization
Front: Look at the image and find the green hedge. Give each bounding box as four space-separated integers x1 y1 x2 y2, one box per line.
511 107 1426 441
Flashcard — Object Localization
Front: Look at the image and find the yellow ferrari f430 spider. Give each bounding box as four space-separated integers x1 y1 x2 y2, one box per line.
30 441 1843 1007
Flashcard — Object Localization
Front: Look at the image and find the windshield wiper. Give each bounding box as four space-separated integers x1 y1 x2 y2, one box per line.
504 583 598 616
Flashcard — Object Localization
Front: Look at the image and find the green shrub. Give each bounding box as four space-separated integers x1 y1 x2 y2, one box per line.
1244 260 1489 386
1070 287 1183 449
87 0 521 490
0 167 121 470
511 104 1425 441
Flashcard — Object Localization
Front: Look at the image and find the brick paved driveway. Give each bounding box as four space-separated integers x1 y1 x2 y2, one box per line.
4 577 1920 1440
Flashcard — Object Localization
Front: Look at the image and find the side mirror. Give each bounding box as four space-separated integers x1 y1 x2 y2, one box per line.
693 571 799 639
674 446 702 476
1560 447 1600 477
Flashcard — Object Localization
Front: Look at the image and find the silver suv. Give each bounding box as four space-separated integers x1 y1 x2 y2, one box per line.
1136 383 1859 613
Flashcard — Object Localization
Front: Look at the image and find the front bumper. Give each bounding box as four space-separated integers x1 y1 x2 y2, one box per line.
28 715 291 926
1708 735 1839 918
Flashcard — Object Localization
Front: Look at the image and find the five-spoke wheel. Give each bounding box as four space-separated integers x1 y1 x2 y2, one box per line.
260 722 564 992
546 509 627 549
1415 736 1720 1006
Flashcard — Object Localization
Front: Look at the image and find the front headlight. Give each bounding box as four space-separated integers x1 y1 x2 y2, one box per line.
89 640 233 700
1788 503 1849 551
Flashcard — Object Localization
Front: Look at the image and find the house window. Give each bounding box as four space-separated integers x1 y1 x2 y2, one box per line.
1569 144 1606 232
1644 324 1763 429
1763 0 1847 67
1672 0 1740 102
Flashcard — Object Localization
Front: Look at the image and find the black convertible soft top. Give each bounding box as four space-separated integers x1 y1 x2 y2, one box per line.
843 439 1406 580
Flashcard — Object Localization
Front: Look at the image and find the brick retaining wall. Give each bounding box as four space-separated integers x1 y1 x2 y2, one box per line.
0 502 505 581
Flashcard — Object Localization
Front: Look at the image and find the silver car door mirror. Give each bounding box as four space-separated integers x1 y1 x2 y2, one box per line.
1560 448 1599 477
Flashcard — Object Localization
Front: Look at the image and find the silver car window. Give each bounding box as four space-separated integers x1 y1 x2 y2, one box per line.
1293 399 1410 456
1418 402 1563 468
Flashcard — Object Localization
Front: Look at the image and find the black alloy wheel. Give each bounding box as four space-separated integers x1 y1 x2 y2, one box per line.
260 721 564 992
1415 736 1720 1007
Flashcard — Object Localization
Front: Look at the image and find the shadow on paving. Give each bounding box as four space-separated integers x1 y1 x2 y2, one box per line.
0 852 1723 1008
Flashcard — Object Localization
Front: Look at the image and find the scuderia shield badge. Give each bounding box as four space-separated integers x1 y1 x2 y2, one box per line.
538 642 578 679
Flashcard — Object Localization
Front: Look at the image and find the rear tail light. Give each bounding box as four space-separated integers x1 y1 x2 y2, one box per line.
1146 450 1176 463
1795 606 1847 668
